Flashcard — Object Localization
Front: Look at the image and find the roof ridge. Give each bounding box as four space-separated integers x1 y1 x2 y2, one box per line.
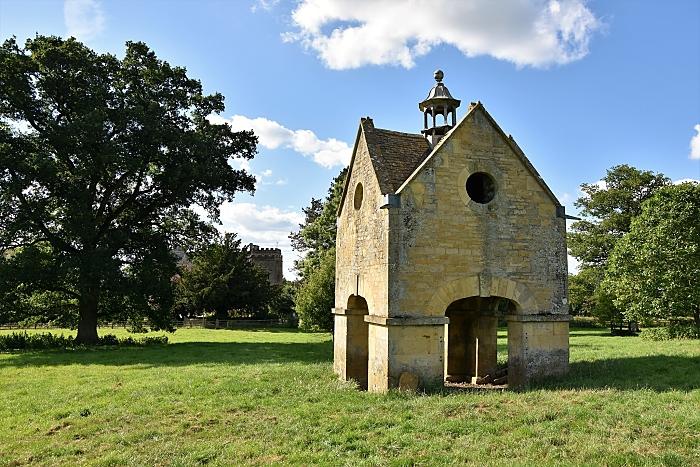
372 127 424 138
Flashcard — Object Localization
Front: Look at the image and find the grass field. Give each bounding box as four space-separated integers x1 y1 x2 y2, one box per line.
0 327 698 466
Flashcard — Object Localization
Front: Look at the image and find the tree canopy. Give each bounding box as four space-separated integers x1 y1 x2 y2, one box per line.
290 167 347 280
174 233 272 320
290 167 346 329
0 36 257 342
568 164 670 270
566 165 670 324
606 182 700 327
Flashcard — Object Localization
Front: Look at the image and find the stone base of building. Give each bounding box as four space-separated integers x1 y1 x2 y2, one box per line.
506 314 570 388
334 310 570 392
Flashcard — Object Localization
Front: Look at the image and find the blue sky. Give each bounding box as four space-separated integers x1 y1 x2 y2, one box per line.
2 0 699 277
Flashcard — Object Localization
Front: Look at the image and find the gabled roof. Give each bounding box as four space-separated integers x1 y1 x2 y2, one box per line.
338 103 561 216
396 102 562 208
337 118 430 215
363 118 431 194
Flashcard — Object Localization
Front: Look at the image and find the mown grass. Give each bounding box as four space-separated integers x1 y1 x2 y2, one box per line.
0 327 698 466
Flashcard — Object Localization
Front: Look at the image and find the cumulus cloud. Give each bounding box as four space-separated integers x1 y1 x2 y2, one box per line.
690 124 700 160
284 0 601 69
64 0 105 41
209 114 351 168
218 202 304 279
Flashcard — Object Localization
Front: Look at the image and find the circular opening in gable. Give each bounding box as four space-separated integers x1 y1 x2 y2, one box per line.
353 182 363 210
466 172 496 204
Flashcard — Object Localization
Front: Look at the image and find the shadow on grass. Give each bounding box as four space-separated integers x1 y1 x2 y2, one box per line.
0 341 333 368
536 355 700 392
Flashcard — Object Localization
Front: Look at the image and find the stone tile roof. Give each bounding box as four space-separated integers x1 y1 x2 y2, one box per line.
361 118 431 194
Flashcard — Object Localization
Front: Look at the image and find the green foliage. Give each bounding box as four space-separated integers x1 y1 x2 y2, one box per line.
606 182 700 326
0 36 256 342
291 168 347 280
294 248 336 330
290 167 347 330
568 164 670 269
567 165 669 329
267 281 297 322
0 331 167 351
640 324 700 341
567 269 596 315
174 233 272 319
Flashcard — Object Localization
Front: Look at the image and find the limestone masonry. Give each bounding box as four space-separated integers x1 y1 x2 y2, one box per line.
246 243 283 286
333 70 570 392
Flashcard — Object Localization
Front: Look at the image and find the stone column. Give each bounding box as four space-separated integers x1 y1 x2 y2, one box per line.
364 315 448 392
470 314 498 383
506 314 570 387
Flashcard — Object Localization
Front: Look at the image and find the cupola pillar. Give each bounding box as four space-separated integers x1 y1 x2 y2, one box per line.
419 69 461 146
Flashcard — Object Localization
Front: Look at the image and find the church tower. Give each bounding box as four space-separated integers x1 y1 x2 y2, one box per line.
419 69 461 145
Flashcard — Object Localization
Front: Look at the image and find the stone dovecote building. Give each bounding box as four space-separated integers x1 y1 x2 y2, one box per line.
333 70 570 392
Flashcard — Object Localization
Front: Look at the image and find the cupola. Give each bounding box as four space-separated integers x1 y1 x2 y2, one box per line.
419 69 461 146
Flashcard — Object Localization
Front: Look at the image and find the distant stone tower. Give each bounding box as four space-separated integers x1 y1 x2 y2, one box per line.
333 70 570 392
246 244 283 285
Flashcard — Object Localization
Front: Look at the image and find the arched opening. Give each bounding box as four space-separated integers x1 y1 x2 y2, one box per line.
445 296 516 386
353 183 363 210
345 295 369 389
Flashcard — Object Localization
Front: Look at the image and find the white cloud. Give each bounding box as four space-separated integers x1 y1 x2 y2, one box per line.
209 114 351 168
284 0 600 69
251 0 280 12
64 0 105 41
674 178 699 185
690 124 700 160
261 169 273 177
218 202 304 279
567 254 580 275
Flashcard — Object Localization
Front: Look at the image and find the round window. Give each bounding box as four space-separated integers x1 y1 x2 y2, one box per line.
353 182 363 210
466 172 496 204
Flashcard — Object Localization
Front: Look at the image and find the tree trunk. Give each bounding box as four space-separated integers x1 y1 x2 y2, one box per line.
76 280 100 344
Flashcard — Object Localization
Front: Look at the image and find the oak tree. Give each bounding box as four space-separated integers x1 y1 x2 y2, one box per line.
0 36 256 342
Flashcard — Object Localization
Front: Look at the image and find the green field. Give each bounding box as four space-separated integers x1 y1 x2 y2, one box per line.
0 328 698 466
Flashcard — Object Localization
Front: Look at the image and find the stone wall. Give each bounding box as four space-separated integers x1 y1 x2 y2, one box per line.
390 106 568 317
335 133 390 316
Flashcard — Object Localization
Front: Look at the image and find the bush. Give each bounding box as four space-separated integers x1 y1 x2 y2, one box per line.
0 332 169 351
295 248 335 331
639 327 670 341
640 325 699 341
668 323 700 339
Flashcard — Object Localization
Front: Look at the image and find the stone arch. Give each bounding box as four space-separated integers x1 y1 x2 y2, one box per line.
426 274 537 316
343 294 369 390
